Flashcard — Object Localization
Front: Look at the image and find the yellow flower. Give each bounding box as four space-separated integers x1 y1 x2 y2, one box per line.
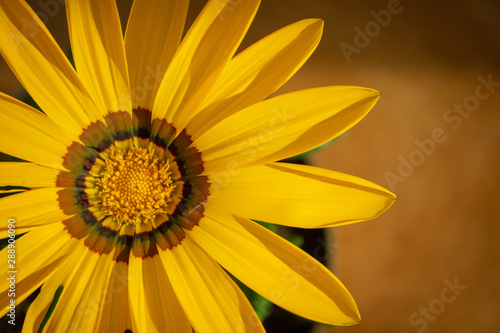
0 0 395 332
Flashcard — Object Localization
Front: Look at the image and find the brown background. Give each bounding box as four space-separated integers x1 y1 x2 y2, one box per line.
1 1 499 333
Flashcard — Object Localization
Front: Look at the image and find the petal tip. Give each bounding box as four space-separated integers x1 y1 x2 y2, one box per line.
365 87 381 97
308 18 325 27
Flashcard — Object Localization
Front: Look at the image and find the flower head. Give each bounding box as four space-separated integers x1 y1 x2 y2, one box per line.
0 0 395 332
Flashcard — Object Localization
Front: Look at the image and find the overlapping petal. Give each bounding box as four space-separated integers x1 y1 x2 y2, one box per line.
22 244 133 333
188 18 324 136
0 188 69 237
159 238 265 333
189 204 360 325
95 262 132 333
0 92 77 170
57 253 115 332
21 246 89 332
209 162 396 228
129 255 191 333
0 0 100 131
66 0 131 114
125 0 189 110
0 223 77 318
194 86 380 172
25 244 132 333
152 0 260 134
0 162 58 188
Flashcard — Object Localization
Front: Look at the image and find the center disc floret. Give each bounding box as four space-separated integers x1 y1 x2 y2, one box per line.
96 146 174 225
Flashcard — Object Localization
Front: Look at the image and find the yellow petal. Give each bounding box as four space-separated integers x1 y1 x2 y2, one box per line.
0 189 26 194
189 204 360 325
159 238 264 333
125 0 189 110
0 223 77 318
95 262 133 333
61 254 116 332
129 255 191 333
26 250 133 332
152 0 260 133
66 0 131 113
43 248 100 332
22 244 130 333
0 1 99 131
209 162 396 228
22 281 64 333
21 246 87 332
194 86 380 172
188 19 324 136
128 255 159 333
128 255 152 332
60 251 114 332
0 93 75 170
0 162 58 188
0 188 69 238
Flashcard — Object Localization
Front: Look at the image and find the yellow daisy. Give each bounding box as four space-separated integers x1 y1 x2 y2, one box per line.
0 0 396 332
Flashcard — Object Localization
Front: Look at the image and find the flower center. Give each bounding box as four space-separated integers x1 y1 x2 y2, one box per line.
96 146 174 225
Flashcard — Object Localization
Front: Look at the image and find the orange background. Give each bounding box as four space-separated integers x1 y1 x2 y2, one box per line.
1 1 499 333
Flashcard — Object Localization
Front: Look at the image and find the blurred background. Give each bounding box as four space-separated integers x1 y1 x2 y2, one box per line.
1 1 499 332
